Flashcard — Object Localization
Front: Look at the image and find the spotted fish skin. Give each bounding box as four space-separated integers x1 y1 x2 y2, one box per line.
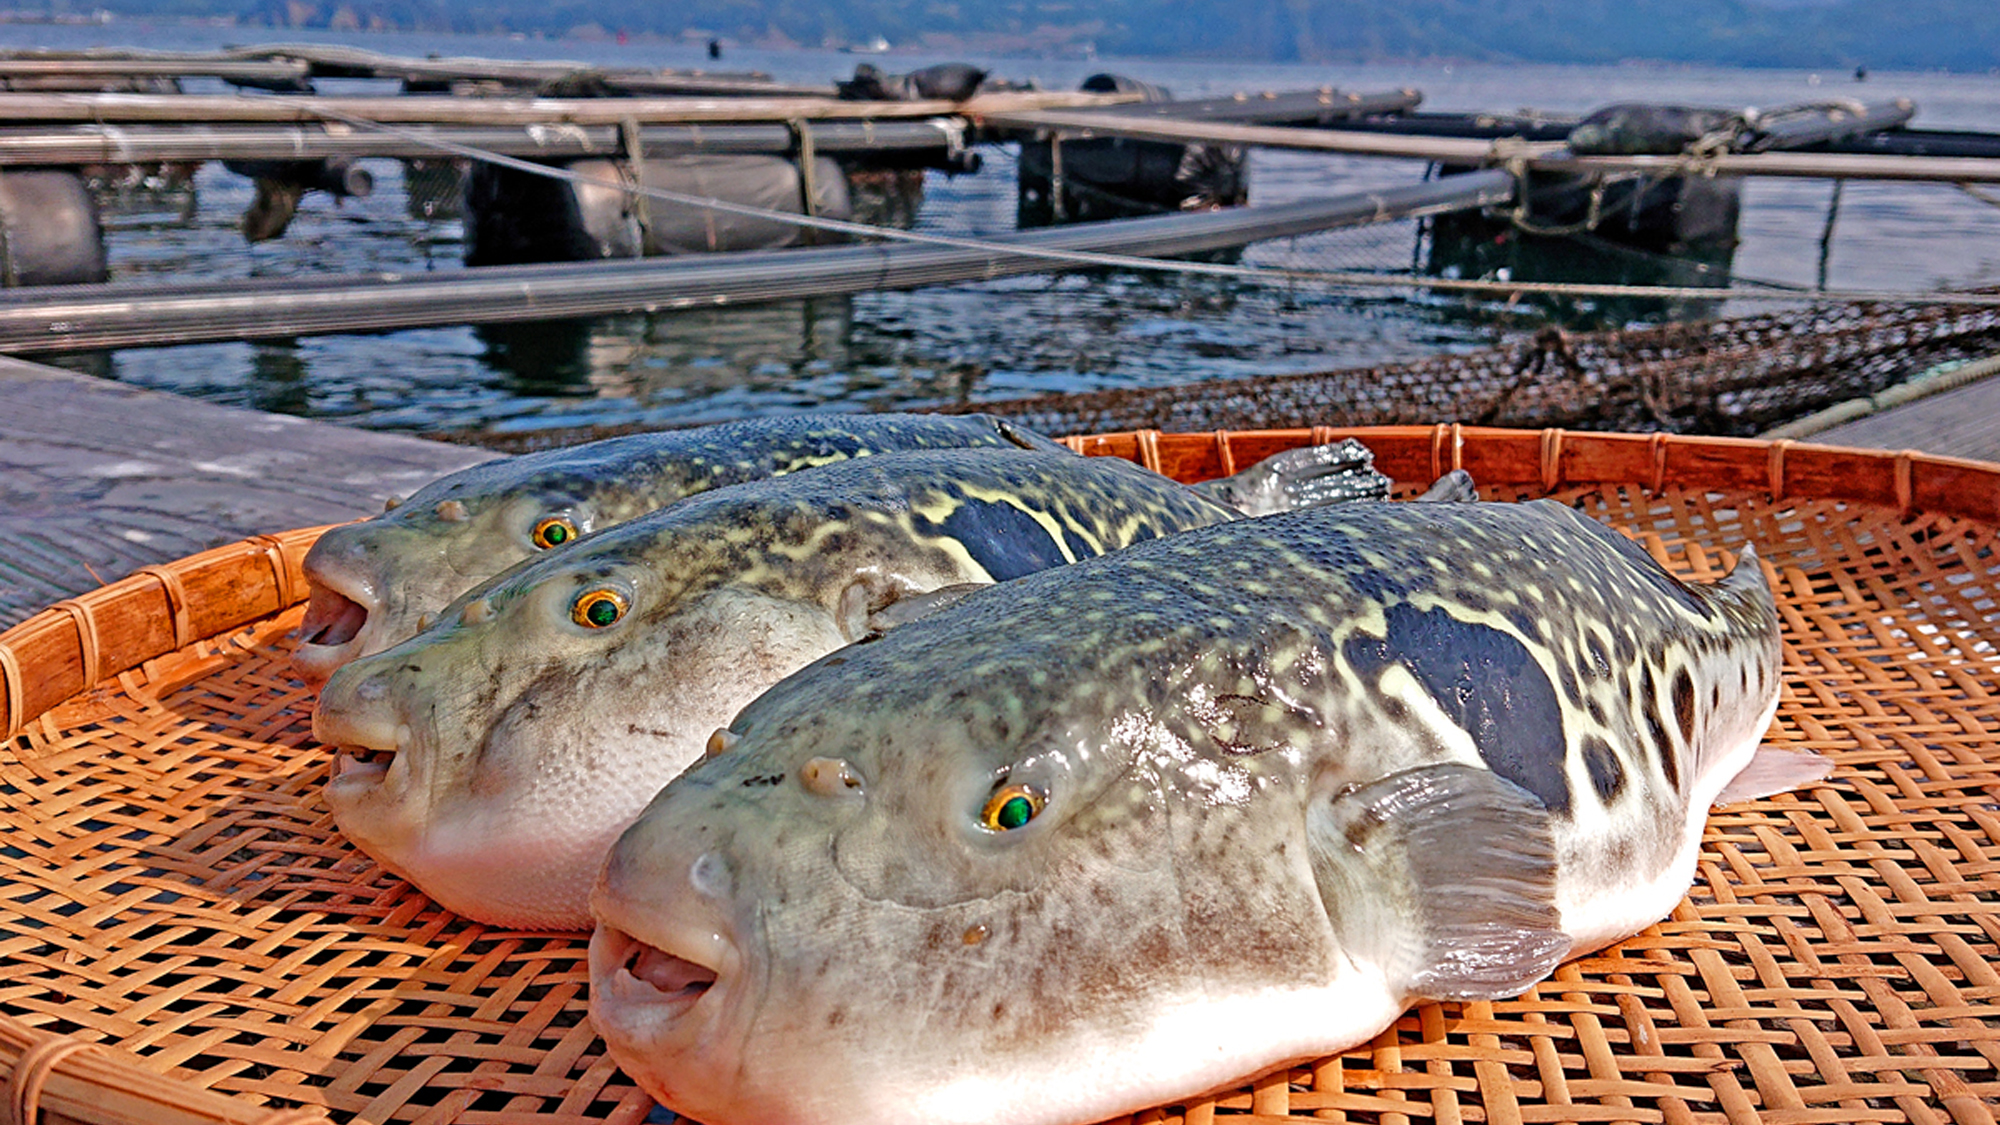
314 449 1243 930
591 499 1819 1125
294 412 1067 685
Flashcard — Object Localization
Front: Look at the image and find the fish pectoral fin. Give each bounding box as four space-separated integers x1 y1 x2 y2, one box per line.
1190 439 1391 516
1712 746 1833 807
1412 469 1480 503
1307 763 1570 1003
863 583 993 635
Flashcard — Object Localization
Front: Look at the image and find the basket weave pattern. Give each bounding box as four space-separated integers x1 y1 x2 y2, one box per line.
0 427 1996 1125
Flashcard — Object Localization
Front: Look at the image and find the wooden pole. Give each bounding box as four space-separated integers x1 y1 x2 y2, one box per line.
982 108 2000 183
0 171 1516 352
0 89 1136 126
0 58 310 83
0 119 972 165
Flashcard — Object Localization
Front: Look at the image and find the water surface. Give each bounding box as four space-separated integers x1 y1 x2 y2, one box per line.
10 22 2000 437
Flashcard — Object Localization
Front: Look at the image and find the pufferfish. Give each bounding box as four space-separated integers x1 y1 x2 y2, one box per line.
590 498 1830 1125
314 447 1413 929
295 411 1385 685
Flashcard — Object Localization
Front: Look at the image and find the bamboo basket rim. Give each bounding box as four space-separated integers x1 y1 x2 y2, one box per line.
8 424 1993 744
2 422 1997 1125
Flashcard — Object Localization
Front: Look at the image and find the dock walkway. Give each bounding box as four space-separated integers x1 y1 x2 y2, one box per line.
1808 371 2000 462
2 352 1991 631
0 357 493 629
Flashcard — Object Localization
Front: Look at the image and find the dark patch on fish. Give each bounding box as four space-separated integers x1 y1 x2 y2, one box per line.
1672 668 1698 744
1580 735 1626 802
911 496 1076 579
1345 603 1571 815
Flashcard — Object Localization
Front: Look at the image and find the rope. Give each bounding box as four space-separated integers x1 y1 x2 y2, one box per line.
1767 438 1796 503
251 534 299 610
135 565 192 649
0 641 21 742
1959 181 2000 210
4 1035 96 1125
54 600 99 689
299 103 2000 310
1212 429 1237 477
1539 428 1565 493
1135 429 1162 473
619 116 651 249
1510 177 1607 238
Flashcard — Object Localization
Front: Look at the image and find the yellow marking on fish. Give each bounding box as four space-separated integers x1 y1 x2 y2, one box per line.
909 485 1090 563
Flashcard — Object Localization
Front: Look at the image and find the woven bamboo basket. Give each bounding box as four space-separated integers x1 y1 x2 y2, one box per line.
2 424 1996 1125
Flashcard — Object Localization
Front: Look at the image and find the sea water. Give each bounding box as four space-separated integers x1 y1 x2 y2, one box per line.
5 21 1999 438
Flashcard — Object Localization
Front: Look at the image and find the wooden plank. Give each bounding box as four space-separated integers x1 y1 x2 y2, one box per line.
222 42 809 91
1542 149 2000 183
0 88 1133 127
983 108 2000 182
980 107 1513 162
1810 372 2000 464
0 356 495 630
0 44 815 94
0 58 310 82
0 119 960 165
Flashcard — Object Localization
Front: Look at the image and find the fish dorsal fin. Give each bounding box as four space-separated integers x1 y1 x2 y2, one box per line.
1713 746 1833 807
1307 764 1570 1002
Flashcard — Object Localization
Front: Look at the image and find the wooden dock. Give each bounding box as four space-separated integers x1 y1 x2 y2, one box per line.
0 357 493 629
6 336 1997 631
1809 369 2000 463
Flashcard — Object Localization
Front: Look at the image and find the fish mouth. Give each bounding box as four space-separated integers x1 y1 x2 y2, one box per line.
590 921 735 1043
328 745 392 787
597 925 720 1018
294 581 376 687
314 697 405 804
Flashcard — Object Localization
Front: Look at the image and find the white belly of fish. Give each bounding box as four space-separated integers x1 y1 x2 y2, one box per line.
905 965 1407 1125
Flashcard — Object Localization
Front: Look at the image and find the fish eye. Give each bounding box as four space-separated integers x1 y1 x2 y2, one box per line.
532 517 578 550
570 588 629 629
979 783 1045 832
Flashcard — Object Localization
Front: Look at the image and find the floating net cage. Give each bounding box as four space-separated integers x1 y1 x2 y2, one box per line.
1 425 1997 1125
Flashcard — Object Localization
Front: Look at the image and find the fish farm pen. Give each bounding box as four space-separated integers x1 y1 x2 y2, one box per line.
3 42 2000 1125
0 46 1995 442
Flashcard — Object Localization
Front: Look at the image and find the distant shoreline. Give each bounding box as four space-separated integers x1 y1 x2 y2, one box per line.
3 5 1995 75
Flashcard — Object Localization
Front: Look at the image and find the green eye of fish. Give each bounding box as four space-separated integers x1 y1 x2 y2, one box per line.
980 784 1044 832
571 589 628 629
533 517 577 550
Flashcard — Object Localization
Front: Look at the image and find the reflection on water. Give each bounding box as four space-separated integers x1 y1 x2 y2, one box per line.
1426 217 1738 327
7 23 2000 438
247 344 314 417
475 300 864 429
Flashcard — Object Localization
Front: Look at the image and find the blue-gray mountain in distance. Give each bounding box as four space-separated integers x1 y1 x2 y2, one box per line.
80 0 2000 71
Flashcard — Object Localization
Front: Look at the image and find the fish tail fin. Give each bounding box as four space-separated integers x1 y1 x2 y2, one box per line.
1412 469 1479 503
1717 542 1775 610
1190 439 1390 517
1699 543 1833 803
1714 745 1834 806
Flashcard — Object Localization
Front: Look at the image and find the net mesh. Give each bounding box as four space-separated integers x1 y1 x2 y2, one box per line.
1 431 1997 1124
